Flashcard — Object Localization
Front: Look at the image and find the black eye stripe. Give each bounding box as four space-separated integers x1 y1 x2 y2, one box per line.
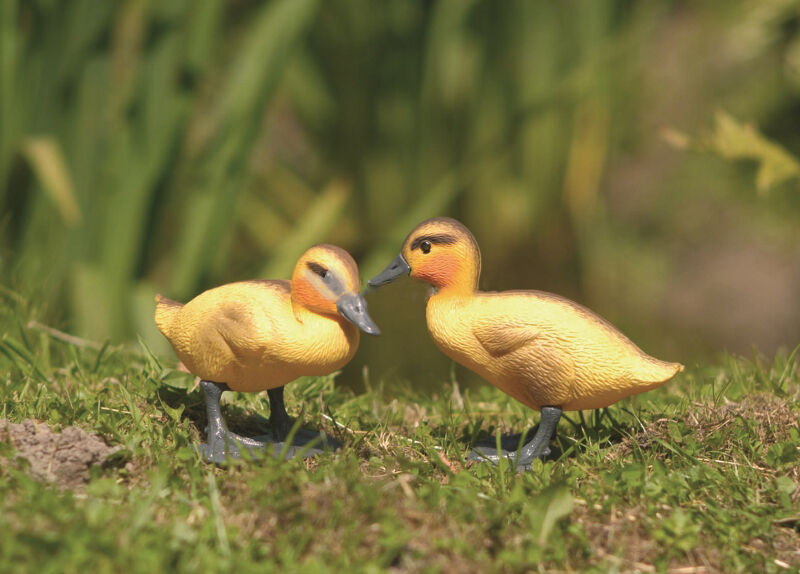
410 234 457 251
306 262 328 277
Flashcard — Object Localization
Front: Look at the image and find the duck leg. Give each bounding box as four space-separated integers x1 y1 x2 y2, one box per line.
263 385 341 459
267 386 292 441
197 381 337 463
469 406 562 471
197 380 268 462
196 380 280 462
516 406 561 468
198 380 244 463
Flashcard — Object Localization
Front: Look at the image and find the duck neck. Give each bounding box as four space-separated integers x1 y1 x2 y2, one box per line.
431 264 480 297
291 299 333 323
435 281 475 298
291 302 355 337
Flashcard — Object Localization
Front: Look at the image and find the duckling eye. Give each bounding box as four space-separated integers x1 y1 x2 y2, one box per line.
420 240 432 254
307 262 329 278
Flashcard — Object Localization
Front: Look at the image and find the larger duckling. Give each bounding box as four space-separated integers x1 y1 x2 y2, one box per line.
156 244 379 463
368 217 682 469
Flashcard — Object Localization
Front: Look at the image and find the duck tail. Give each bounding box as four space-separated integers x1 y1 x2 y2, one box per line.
636 357 684 386
154 294 182 336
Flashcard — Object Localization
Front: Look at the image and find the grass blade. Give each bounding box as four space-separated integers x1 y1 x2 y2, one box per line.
0 0 18 198
167 0 320 298
21 137 82 226
259 180 350 278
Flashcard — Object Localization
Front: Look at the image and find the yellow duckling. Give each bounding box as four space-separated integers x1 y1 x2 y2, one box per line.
155 244 379 462
368 217 682 469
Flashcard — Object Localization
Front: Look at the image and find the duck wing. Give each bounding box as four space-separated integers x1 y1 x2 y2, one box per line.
472 318 541 358
207 281 291 359
471 315 576 407
468 292 682 410
472 317 575 377
172 280 290 365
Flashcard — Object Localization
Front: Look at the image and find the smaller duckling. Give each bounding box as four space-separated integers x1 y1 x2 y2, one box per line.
368 217 682 470
155 244 379 463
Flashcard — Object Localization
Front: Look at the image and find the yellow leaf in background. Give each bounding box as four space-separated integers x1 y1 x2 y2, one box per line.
564 100 609 223
258 180 351 279
660 127 691 150
708 110 800 195
22 137 82 226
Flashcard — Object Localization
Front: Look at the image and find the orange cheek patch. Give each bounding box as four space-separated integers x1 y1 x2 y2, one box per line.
415 254 460 287
292 278 336 312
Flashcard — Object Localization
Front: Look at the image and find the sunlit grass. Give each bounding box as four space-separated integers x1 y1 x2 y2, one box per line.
0 295 797 571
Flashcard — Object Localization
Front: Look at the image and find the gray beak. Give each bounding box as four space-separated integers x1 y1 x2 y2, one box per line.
367 254 411 288
336 292 381 335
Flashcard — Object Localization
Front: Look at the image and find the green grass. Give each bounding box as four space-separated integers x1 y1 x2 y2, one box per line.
0 296 798 573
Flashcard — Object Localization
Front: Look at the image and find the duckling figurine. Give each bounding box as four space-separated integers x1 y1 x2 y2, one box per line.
155 244 380 463
368 217 682 470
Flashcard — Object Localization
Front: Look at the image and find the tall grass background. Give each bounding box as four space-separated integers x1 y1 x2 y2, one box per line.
2 0 800 388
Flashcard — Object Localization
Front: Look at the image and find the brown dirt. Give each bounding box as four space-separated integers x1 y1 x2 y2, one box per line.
596 393 800 570
612 393 799 460
0 419 120 489
217 473 490 574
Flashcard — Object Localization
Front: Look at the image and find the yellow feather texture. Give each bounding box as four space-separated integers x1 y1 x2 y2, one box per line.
426 290 682 411
154 280 359 393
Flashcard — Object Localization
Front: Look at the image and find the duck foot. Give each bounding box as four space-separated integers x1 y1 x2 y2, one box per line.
468 406 562 471
197 427 340 464
468 437 551 467
197 380 340 464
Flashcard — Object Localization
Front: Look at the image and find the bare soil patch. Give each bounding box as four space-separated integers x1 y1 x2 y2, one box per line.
0 419 119 489
613 393 799 459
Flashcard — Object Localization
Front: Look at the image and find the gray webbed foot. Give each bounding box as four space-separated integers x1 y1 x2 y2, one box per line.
262 427 339 459
197 428 337 463
468 440 551 471
197 381 340 464
468 406 562 471
197 431 250 464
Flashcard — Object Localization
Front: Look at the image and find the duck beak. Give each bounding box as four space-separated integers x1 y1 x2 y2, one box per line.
336 292 381 335
367 254 410 288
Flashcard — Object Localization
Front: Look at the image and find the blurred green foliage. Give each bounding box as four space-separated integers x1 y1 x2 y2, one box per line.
2 0 800 385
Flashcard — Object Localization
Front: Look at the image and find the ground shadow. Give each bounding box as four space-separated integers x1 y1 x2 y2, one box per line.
156 384 341 459
158 383 271 437
461 411 636 462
